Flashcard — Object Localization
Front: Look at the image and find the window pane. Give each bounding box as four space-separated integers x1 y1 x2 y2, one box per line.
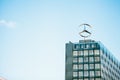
89 57 94 62
90 71 94 77
86 44 89 48
89 50 93 55
79 64 83 69
73 72 78 77
90 78 94 80
73 64 78 70
91 44 95 48
79 71 83 77
78 51 83 56
84 64 88 70
74 44 79 49
95 57 100 62
95 64 100 69
84 78 88 80
84 71 88 77
84 50 88 56
95 71 100 76
81 45 84 48
94 50 99 55
73 51 78 56
79 57 83 63
90 64 94 69
84 57 88 62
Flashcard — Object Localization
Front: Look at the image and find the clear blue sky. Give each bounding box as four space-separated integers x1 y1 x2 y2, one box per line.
0 0 120 80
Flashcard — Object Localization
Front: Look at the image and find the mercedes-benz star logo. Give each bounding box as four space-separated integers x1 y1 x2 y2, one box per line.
79 23 92 39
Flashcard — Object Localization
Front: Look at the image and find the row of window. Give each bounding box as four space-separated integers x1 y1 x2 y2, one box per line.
73 78 101 80
73 70 101 77
73 56 100 63
73 50 100 56
73 63 100 70
73 43 99 50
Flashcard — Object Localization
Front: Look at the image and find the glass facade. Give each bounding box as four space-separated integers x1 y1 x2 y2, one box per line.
66 40 120 80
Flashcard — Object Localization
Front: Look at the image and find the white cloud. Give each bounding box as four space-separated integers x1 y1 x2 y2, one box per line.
0 20 16 28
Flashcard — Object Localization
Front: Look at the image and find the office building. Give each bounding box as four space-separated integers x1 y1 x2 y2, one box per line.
65 40 120 80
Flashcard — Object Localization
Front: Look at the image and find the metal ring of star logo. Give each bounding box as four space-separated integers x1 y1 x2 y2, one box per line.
79 23 92 38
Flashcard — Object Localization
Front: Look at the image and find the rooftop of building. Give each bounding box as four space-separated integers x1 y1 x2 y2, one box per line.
67 39 120 66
